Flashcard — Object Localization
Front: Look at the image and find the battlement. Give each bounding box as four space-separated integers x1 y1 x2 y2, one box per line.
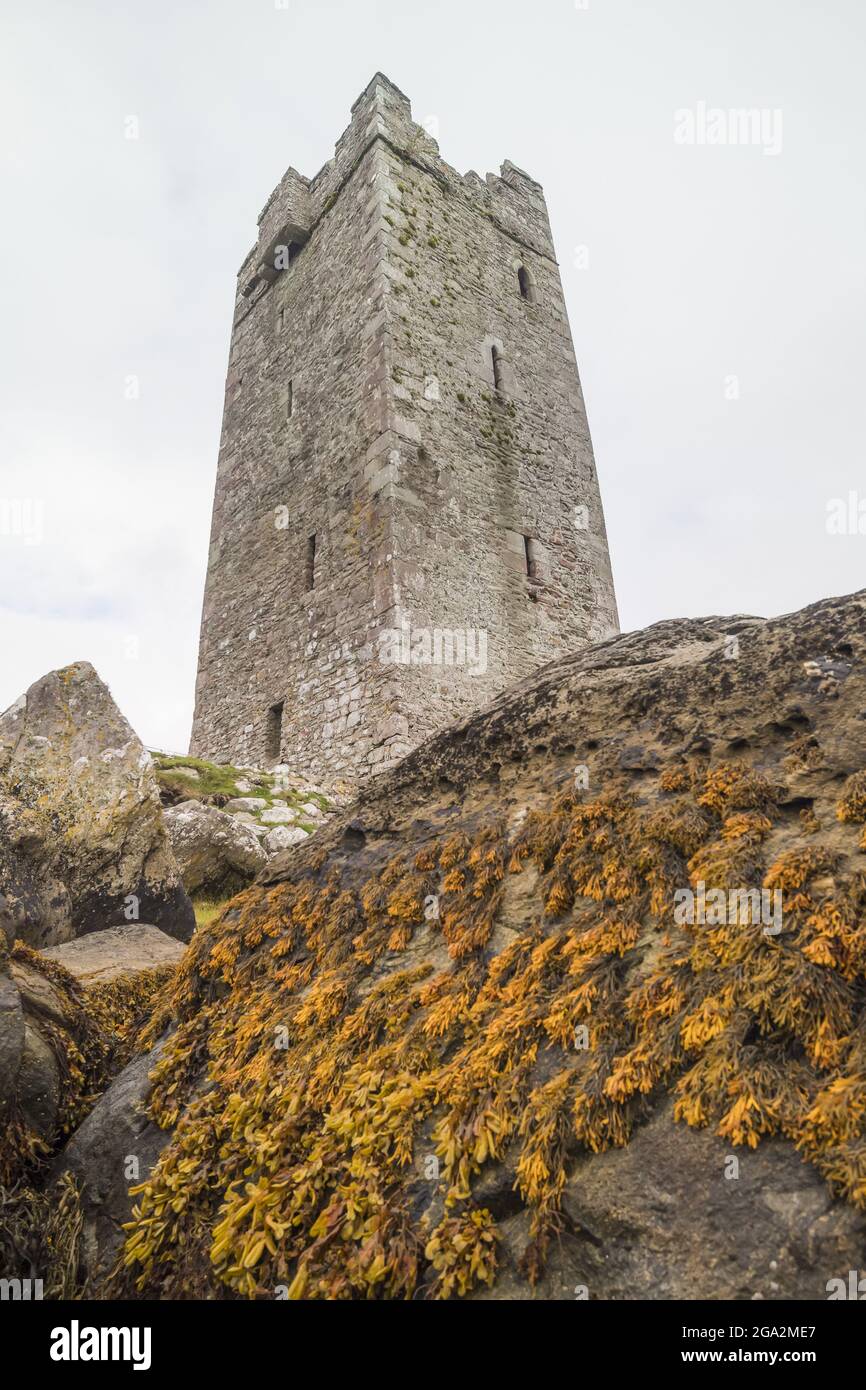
239 73 555 302
350 70 413 118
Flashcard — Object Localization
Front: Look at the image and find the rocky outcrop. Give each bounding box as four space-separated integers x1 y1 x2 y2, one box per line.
151 755 334 871
163 800 268 894
65 591 866 1299
477 1098 866 1300
0 664 194 948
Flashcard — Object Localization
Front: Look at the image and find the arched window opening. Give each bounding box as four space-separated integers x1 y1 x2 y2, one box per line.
517 266 535 303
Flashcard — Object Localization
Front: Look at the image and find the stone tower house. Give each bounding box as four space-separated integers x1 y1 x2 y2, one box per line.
190 74 619 786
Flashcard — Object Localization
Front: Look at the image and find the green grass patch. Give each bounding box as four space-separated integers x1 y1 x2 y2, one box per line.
192 897 233 930
151 752 331 822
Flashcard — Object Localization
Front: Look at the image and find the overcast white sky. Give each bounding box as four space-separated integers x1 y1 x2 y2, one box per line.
1 0 863 752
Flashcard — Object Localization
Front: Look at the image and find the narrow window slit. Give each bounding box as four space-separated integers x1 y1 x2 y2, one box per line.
491 345 504 392
266 701 284 764
305 533 316 591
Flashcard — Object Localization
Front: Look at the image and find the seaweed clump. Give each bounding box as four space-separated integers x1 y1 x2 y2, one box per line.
0 937 180 1299
110 761 866 1299
1 942 177 1185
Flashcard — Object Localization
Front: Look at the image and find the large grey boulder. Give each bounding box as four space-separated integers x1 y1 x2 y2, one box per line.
0 947 90 1170
0 924 184 1180
54 1043 169 1282
163 799 267 894
42 924 187 986
0 663 194 947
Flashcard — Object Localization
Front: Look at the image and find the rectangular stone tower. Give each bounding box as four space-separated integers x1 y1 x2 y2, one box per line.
190 73 619 788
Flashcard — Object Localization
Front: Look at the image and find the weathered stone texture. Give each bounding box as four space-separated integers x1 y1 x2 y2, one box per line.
42 924 187 986
0 663 194 947
163 799 267 894
104 588 866 1300
190 73 618 787
53 1042 169 1282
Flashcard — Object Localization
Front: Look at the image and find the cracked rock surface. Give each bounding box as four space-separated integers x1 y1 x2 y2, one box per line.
0 662 194 947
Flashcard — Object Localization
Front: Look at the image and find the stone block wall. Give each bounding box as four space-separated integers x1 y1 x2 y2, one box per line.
190 73 619 787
